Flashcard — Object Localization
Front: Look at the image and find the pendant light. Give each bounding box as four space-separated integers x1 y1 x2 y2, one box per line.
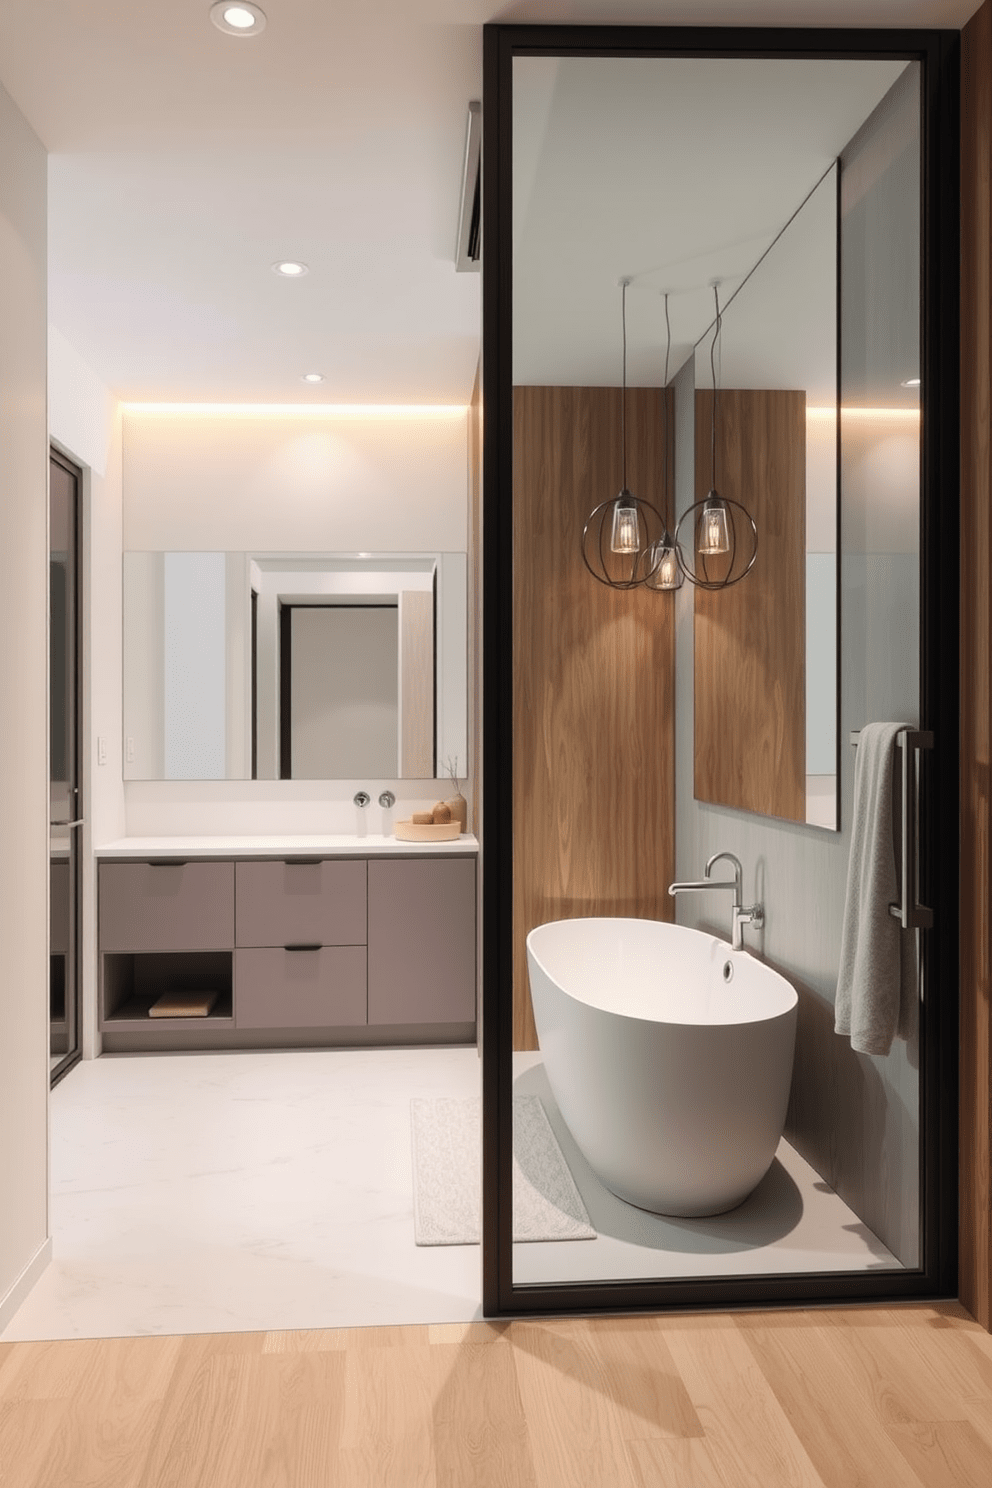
645 293 683 592
581 278 666 590
674 282 757 591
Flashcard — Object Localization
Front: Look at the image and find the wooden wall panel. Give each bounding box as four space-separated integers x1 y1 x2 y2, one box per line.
960 0 992 1332
512 386 676 1051
693 389 807 823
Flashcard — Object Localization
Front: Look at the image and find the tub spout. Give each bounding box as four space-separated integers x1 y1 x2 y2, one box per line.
668 851 763 949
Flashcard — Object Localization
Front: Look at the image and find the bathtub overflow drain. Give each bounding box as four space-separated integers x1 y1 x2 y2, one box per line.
723 960 734 982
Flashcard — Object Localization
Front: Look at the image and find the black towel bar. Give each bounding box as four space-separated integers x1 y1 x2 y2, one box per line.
849 727 934 929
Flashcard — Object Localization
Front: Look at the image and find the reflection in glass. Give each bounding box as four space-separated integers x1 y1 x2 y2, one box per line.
510 51 922 1294
123 551 468 782
50 451 81 1081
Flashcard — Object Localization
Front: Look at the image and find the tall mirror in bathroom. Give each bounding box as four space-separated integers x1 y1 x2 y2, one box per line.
690 167 839 830
122 550 468 781
483 24 959 1319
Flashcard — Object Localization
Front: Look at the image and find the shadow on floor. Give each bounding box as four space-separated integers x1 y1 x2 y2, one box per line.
512 1059 805 1256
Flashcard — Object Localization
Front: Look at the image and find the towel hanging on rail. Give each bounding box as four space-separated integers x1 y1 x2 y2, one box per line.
835 722 918 1056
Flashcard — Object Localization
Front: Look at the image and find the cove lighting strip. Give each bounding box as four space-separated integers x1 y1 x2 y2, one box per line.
807 405 920 420
122 402 467 418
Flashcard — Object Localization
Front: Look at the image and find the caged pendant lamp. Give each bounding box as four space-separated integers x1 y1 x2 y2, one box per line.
644 292 683 592
674 282 757 591
581 279 667 590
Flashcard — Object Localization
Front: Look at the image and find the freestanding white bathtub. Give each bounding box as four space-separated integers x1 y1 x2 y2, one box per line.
526 918 798 1217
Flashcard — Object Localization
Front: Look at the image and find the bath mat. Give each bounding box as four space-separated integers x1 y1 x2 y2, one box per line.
410 1095 595 1245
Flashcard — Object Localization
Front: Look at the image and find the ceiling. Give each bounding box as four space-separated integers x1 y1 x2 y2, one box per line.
0 0 980 406
512 55 906 390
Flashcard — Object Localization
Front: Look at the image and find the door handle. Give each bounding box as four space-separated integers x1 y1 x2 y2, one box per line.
888 729 934 931
50 819 84 829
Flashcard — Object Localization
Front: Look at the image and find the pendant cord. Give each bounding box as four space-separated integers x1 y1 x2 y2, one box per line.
621 279 628 492
662 292 672 530
710 283 721 492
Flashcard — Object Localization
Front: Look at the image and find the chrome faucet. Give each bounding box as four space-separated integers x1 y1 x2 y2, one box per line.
668 851 764 951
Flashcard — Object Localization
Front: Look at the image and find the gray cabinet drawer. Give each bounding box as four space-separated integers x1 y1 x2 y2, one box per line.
367 858 476 1025
99 861 234 951
235 859 366 948
235 946 367 1029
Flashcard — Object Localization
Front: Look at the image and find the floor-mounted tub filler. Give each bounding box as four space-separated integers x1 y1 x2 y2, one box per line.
526 918 798 1217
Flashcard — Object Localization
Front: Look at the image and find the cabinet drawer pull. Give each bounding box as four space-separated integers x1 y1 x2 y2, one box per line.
284 858 322 865
284 942 322 952
148 858 189 867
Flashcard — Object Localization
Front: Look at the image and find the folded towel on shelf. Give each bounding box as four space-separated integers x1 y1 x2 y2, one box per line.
835 721 918 1057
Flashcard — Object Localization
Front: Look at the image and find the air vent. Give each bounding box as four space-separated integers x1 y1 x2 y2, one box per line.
455 101 481 272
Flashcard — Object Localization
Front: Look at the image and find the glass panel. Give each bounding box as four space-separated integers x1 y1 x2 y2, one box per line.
837 64 922 1268
50 824 75 1069
510 55 921 1291
50 453 81 1079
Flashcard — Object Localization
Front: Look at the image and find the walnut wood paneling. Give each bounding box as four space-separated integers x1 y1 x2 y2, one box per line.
693 389 806 823
960 0 992 1332
512 386 676 1051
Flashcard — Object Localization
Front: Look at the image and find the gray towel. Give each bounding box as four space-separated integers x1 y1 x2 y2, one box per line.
835 722 918 1056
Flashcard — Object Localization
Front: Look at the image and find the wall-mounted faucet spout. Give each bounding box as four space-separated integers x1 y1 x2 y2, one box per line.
668 851 764 950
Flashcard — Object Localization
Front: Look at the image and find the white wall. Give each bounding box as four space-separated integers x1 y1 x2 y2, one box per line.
120 408 470 834
123 410 468 551
0 80 50 1328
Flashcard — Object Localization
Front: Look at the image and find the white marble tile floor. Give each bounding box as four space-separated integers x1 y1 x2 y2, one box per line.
1 1046 901 1342
3 1047 483 1341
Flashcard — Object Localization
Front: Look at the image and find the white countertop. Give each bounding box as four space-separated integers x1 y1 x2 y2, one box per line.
95 833 479 859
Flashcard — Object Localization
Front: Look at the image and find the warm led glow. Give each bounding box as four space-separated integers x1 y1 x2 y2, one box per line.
610 495 641 554
808 405 920 421
656 549 679 587
272 260 308 277
646 539 682 591
301 372 325 383
122 402 467 419
699 495 730 556
210 1 267 35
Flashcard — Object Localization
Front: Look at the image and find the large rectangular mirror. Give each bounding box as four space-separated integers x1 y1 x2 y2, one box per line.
691 164 839 829
123 550 468 781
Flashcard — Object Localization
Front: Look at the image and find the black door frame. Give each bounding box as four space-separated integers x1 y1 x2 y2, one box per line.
481 23 960 1316
50 446 84 1088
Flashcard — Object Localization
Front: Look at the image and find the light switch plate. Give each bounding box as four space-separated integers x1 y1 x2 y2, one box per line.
97 735 108 765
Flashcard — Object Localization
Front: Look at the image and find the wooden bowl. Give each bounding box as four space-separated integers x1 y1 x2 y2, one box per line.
394 819 462 842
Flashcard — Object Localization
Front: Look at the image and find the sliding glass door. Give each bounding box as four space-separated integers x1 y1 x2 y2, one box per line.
481 24 959 1315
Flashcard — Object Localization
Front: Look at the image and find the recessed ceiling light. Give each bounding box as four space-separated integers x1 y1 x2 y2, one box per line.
901 377 921 388
210 2 267 35
301 372 325 384
272 260 308 278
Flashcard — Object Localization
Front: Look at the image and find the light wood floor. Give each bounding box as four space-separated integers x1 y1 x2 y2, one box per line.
1 1301 991 1486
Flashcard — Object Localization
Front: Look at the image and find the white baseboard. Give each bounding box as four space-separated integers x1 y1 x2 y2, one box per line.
0 1237 52 1335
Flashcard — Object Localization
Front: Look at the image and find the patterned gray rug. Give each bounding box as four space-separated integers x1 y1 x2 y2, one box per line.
410 1095 595 1245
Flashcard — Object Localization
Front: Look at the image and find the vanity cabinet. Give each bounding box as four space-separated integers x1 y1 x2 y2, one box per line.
368 858 477 1025
99 860 235 951
98 851 476 1053
234 859 365 948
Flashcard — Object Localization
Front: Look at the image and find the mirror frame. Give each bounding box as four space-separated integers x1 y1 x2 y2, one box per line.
481 22 960 1319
